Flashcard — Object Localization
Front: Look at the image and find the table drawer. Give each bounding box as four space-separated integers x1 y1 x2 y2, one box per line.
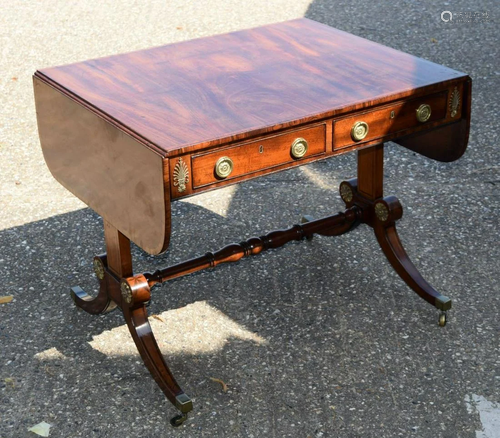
333 91 448 149
191 124 326 188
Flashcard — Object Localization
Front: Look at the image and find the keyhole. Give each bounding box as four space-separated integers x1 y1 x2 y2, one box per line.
259 145 264 153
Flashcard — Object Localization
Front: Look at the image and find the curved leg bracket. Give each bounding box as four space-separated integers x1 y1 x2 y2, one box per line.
71 227 191 424
374 222 451 311
340 179 452 315
371 196 452 312
120 276 193 422
71 256 117 314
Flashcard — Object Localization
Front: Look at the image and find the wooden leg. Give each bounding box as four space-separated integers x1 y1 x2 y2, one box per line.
357 143 384 201
373 221 451 311
70 220 132 313
120 276 192 426
71 279 115 314
102 221 133 278
72 221 192 425
71 254 117 314
104 223 192 425
339 144 452 324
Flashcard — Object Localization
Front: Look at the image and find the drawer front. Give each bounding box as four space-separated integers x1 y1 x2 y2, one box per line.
191 124 326 188
333 91 448 149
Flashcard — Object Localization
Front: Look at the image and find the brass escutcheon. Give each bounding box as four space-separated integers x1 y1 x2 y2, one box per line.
416 104 431 122
351 121 369 142
215 156 234 178
290 137 308 159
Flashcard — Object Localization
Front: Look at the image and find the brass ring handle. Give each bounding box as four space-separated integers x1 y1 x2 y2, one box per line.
351 121 369 142
215 156 234 178
416 104 431 122
291 137 308 159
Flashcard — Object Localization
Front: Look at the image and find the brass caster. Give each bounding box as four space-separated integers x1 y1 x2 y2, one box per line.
300 215 315 240
439 312 447 327
170 412 188 427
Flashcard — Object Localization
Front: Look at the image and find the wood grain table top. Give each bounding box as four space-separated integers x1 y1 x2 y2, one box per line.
35 18 467 157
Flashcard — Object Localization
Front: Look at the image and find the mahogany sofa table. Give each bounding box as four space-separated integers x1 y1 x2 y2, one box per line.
34 18 471 426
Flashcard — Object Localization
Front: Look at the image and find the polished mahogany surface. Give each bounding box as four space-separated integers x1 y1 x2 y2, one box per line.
34 18 471 255
35 18 467 157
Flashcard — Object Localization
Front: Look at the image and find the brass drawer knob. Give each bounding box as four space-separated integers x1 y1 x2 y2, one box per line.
351 121 369 142
291 137 308 159
416 104 431 122
215 156 234 178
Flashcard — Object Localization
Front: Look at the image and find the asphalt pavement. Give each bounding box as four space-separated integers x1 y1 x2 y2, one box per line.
0 1 499 437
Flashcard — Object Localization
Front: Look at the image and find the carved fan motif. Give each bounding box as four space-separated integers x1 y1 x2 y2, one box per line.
173 158 189 193
449 87 460 118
